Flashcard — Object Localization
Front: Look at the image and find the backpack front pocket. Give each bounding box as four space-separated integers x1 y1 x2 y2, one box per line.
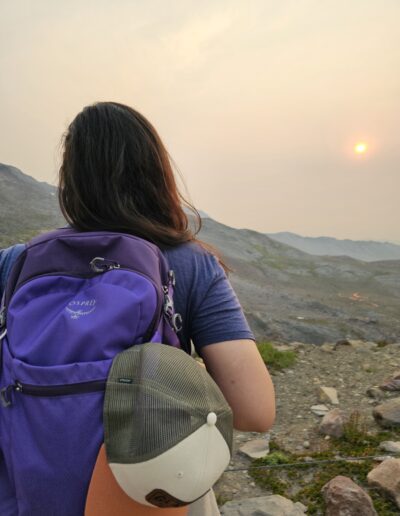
7 269 159 366
3 353 112 516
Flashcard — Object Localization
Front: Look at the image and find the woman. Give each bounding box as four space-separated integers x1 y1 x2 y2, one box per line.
0 102 275 515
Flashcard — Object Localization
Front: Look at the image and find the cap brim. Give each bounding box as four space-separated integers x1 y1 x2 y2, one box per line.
85 444 188 516
109 421 231 507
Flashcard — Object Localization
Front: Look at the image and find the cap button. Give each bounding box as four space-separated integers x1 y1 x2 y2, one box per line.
207 412 217 426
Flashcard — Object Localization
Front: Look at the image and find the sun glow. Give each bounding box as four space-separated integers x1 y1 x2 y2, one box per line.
354 142 368 154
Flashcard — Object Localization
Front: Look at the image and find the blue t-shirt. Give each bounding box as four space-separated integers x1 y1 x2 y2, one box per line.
0 241 254 354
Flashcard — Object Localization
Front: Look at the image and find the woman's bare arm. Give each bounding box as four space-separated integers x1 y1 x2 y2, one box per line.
201 339 275 432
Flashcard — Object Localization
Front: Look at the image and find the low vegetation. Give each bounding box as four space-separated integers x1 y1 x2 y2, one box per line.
250 415 400 515
257 342 297 370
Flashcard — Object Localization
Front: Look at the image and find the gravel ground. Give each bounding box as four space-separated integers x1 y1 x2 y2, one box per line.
214 341 400 505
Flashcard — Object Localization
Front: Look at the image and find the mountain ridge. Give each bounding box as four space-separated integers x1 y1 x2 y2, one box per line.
199 217 400 344
0 163 65 247
268 231 400 262
1 162 399 344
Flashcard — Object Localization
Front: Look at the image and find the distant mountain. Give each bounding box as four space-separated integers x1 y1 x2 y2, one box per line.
2 163 400 344
268 231 400 262
0 163 65 247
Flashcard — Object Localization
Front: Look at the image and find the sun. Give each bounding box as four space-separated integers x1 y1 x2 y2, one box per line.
354 142 368 154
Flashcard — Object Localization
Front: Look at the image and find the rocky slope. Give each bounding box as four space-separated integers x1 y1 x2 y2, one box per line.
214 340 400 515
0 163 65 247
198 218 400 344
1 163 400 343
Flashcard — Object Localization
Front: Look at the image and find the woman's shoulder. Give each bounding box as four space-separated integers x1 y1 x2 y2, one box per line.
161 241 223 280
162 240 206 260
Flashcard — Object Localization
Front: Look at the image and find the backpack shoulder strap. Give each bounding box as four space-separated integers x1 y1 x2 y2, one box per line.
0 244 26 337
0 244 26 296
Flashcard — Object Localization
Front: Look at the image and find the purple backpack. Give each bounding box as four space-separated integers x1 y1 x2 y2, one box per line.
0 228 183 515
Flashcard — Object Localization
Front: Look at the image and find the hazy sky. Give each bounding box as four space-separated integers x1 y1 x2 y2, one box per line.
1 1 399 242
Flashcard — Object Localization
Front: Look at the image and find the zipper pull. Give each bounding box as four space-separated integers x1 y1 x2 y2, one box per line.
0 381 23 408
162 285 173 315
168 270 176 287
162 285 182 333
0 382 19 408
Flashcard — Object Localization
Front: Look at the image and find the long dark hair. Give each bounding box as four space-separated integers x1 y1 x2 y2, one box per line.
58 102 200 248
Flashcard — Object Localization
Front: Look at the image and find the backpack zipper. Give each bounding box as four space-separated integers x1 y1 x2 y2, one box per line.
0 379 106 407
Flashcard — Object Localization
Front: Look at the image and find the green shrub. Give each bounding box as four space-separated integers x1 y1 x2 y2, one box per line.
257 342 296 370
250 438 400 515
261 451 292 466
342 410 369 446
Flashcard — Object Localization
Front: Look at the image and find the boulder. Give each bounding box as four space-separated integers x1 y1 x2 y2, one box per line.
320 343 335 353
379 370 400 391
311 404 330 416
366 387 384 400
367 458 400 508
220 495 307 515
379 441 400 454
318 386 339 405
239 438 270 459
335 339 351 348
347 340 378 350
322 475 377 515
373 398 400 427
319 408 345 438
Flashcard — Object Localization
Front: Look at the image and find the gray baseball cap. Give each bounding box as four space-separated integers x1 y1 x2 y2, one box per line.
103 343 233 508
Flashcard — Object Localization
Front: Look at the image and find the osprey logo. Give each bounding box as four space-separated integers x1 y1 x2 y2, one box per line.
66 299 97 320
